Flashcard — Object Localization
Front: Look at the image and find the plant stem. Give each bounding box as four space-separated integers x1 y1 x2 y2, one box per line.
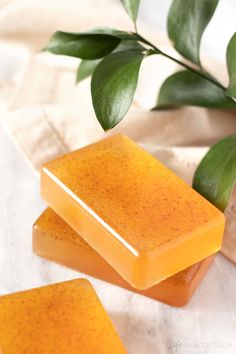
137 34 226 90
160 51 225 90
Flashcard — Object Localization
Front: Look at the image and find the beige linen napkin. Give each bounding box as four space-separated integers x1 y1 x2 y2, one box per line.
0 0 236 262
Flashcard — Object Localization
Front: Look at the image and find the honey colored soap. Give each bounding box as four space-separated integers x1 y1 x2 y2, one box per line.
41 134 225 290
0 279 127 354
33 208 215 307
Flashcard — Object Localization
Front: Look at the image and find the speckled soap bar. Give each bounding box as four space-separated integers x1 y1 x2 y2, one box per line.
41 134 225 290
33 208 215 307
0 279 127 354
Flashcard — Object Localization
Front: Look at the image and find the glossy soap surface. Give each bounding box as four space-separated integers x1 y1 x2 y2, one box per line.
33 208 215 307
41 135 225 289
0 279 127 354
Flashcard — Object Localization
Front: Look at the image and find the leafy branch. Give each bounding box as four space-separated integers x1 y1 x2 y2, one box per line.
44 0 236 211
44 0 236 131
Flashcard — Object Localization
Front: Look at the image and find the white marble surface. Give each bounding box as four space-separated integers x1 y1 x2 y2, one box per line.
0 122 236 354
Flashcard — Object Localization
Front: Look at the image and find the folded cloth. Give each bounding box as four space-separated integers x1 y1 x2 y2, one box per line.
0 0 236 263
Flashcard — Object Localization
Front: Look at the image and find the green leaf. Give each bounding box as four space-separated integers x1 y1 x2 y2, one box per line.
121 0 140 24
88 27 139 40
226 33 236 97
115 39 144 52
76 59 101 83
193 134 236 211
44 30 125 60
168 0 219 65
76 40 145 83
44 28 140 59
154 70 236 110
91 50 144 130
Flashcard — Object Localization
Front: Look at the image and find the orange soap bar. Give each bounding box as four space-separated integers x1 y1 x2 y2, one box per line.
33 208 215 307
41 134 225 290
0 279 127 354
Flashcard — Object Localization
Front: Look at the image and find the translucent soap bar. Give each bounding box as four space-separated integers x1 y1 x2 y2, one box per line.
33 208 215 307
0 279 127 354
41 135 225 289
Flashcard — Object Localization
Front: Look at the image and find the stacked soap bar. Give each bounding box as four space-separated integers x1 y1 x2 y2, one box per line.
33 207 215 307
0 279 127 354
40 134 225 290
